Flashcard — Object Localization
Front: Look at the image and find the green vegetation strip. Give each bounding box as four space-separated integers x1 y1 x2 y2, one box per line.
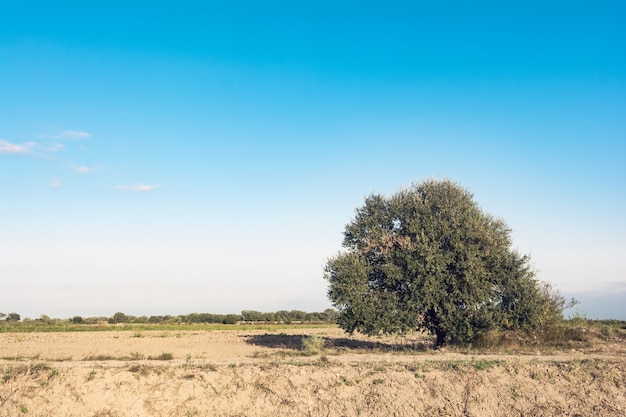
0 323 337 334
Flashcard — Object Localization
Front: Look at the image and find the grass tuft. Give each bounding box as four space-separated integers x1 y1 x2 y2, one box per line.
149 352 174 361
302 335 326 355
471 359 501 371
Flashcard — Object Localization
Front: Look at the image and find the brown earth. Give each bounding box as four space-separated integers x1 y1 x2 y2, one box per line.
1 327 625 416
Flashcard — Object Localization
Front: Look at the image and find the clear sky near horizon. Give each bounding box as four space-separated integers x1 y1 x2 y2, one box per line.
1 1 624 320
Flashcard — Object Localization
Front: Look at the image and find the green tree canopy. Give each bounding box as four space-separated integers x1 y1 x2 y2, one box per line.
325 179 557 347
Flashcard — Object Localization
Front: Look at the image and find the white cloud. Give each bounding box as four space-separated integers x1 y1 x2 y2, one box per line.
73 165 91 174
0 140 34 154
115 183 161 192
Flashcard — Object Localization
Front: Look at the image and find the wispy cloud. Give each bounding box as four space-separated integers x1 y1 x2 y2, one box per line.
39 130 92 140
2 130 89 157
0 139 35 154
49 179 63 189
62 130 91 139
40 142 65 152
115 183 161 192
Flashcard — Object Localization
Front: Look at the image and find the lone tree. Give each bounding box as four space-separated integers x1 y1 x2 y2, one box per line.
325 179 561 347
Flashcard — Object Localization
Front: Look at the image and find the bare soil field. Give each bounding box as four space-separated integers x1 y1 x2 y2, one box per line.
1 327 625 416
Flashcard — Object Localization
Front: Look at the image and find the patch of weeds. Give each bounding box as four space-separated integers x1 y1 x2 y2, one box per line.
472 359 501 371
37 368 58 386
148 352 173 361
132 331 144 338
471 325 592 352
253 381 274 395
84 354 115 361
258 361 281 371
404 363 418 372
600 325 614 337
319 355 330 364
568 309 587 327
19 405 28 414
92 408 120 417
540 325 589 346
2 363 53 383
285 359 307 367
128 364 143 373
128 364 161 376
87 370 97 381
372 378 384 385
250 351 273 359
424 360 462 372
341 376 355 386
586 320 626 340
182 362 218 372
302 335 326 355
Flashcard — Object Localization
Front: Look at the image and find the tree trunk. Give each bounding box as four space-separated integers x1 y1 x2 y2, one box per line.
435 330 447 348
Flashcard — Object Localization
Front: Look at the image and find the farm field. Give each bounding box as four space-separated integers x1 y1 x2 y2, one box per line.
1 326 625 416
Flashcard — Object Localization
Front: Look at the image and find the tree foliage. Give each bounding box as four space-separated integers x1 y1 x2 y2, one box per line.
5 312 21 322
325 179 565 347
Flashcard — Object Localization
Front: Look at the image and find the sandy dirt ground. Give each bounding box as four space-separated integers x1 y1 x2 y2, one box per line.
1 327 625 416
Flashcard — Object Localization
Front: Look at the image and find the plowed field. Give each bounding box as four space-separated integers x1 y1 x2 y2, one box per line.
1 327 624 416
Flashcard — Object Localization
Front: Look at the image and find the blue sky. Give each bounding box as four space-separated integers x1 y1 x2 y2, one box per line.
1 1 624 320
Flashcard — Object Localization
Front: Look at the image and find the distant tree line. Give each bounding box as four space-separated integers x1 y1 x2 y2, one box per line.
0 312 20 322
1 309 338 325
